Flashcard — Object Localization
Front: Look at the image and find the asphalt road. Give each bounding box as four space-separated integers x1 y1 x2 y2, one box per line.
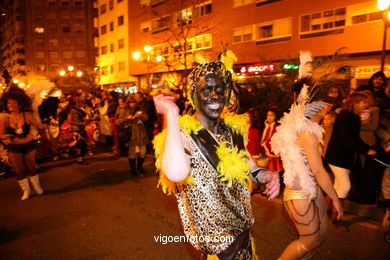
0 152 389 260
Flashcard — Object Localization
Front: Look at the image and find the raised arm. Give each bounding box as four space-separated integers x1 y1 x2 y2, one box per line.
298 131 343 220
154 95 190 182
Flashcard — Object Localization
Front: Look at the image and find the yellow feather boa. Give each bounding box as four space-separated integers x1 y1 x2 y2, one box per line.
153 113 250 195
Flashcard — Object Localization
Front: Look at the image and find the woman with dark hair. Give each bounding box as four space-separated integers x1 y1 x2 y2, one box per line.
325 92 377 208
261 107 283 172
0 90 46 200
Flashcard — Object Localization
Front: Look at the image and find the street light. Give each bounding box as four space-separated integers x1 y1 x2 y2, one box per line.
378 0 390 71
132 45 162 91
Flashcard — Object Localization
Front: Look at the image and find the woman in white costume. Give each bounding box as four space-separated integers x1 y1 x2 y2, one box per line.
271 51 343 260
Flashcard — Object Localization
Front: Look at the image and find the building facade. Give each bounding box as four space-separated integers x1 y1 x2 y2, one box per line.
93 0 390 91
0 0 96 89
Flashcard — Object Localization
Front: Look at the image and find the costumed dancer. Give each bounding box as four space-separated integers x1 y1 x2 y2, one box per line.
153 49 280 259
0 90 46 200
271 51 343 260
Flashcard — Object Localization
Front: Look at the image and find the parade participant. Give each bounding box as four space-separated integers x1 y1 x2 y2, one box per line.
271 51 343 260
67 97 88 165
0 90 46 200
153 54 280 259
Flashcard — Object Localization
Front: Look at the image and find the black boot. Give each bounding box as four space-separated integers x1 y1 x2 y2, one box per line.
137 157 145 175
128 159 137 176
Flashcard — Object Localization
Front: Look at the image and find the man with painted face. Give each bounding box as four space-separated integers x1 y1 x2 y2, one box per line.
153 61 280 259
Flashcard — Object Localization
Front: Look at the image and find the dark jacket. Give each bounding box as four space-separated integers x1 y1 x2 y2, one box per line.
325 110 370 170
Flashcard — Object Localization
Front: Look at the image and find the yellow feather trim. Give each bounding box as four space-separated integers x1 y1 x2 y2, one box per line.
178 115 204 134
222 112 249 137
216 141 250 188
220 50 237 71
152 129 195 195
206 255 219 260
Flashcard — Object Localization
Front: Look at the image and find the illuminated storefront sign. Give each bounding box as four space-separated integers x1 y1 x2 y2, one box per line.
283 64 298 70
354 66 390 79
240 64 274 73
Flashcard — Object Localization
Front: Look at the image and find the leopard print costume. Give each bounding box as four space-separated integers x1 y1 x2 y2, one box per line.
175 127 254 256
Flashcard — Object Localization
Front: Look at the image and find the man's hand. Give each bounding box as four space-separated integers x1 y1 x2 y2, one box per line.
153 94 179 116
260 171 280 200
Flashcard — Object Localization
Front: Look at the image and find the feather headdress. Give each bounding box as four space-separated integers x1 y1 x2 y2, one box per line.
188 43 239 112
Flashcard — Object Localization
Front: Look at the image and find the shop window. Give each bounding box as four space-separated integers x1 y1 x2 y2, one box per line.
118 15 124 26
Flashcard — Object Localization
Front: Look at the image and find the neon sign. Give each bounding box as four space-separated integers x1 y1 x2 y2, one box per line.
283 64 298 70
240 64 274 74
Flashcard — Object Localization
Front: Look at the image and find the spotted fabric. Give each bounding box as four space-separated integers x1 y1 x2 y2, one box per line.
175 127 254 255
188 61 227 93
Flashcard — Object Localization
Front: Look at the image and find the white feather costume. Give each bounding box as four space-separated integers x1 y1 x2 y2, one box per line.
271 86 324 199
271 50 325 200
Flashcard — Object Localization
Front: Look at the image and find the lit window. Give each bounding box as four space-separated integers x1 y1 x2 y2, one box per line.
177 8 192 27
35 27 44 33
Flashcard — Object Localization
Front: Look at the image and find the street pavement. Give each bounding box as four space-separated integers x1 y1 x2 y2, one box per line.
0 150 389 260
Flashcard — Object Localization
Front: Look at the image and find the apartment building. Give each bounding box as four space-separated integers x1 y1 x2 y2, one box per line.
93 0 390 91
94 0 135 89
0 0 96 89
